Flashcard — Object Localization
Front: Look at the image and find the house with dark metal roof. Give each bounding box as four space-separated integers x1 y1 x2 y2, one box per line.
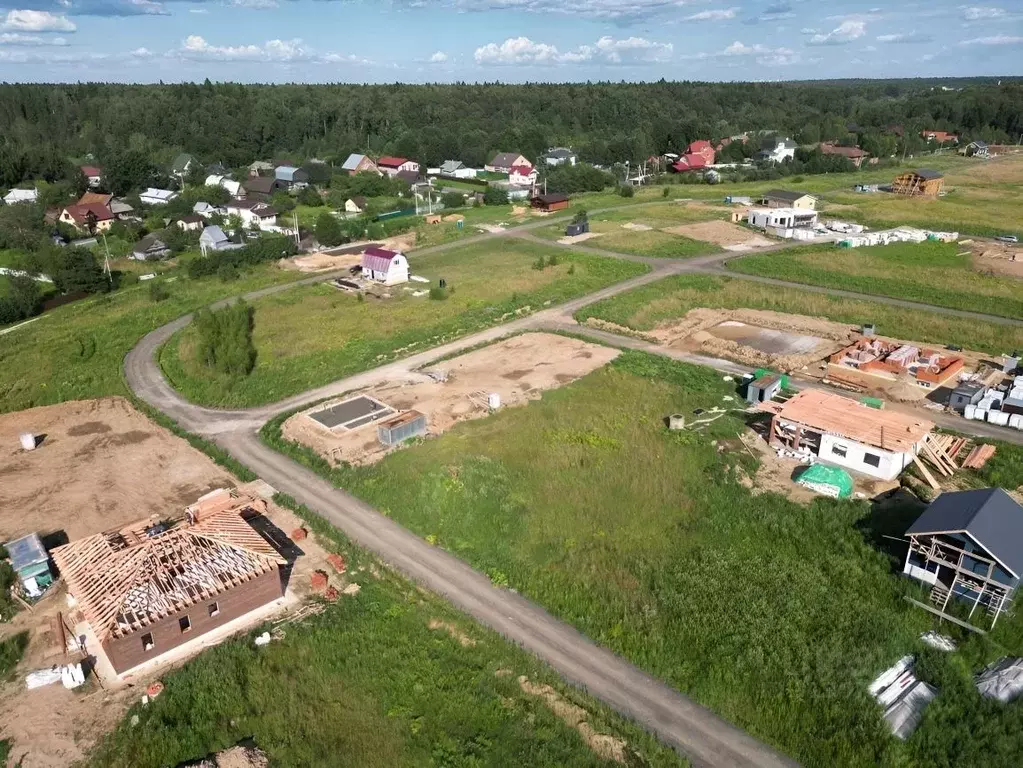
131 234 172 261
274 166 309 189
245 176 282 200
759 189 817 210
542 148 577 167
903 488 1023 627
486 152 529 174
531 193 569 212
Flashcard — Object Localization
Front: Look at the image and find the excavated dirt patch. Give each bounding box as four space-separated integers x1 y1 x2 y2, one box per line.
284 333 619 466
518 676 627 763
660 219 773 251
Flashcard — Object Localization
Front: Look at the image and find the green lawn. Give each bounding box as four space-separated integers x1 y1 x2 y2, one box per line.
89 497 683 768
575 273 1023 357
727 241 1023 320
161 239 648 407
0 266 308 414
265 347 1023 768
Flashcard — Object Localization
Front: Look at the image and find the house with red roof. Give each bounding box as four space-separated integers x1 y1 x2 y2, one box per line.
80 165 103 189
59 202 115 232
361 247 409 286
377 157 420 178
819 142 872 167
921 130 959 145
509 163 538 186
672 140 716 172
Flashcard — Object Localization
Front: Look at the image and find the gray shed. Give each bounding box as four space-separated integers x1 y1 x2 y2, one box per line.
746 374 782 405
378 411 427 446
949 382 986 412
566 221 589 236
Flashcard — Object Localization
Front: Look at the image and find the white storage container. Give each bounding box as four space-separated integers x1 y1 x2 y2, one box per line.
988 411 1010 427
964 404 978 421
487 393 501 409
1009 414 1023 430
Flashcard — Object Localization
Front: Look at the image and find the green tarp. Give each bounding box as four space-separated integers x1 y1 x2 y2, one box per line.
797 464 854 498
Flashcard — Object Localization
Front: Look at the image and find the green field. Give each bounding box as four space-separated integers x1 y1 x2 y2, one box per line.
90 497 683 768
265 347 1023 767
727 241 1023 320
161 239 647 407
0 266 308 414
574 273 1023 356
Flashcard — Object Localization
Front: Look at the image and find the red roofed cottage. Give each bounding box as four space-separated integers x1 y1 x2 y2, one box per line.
361 247 409 286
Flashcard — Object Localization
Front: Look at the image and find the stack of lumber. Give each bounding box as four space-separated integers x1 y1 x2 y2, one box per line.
962 444 997 470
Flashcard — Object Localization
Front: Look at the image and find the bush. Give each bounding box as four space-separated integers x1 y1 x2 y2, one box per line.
217 263 239 282
428 286 448 300
298 186 324 207
662 187 670 198
532 256 547 270
441 191 464 209
186 234 297 279
270 191 296 213
147 281 169 302
483 187 509 206
315 211 345 247
545 163 615 194
192 301 255 377
617 185 635 198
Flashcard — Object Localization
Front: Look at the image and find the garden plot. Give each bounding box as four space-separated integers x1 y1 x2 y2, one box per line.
283 333 619 465
660 220 774 252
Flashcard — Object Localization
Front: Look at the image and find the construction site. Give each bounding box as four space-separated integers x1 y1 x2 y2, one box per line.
283 333 620 465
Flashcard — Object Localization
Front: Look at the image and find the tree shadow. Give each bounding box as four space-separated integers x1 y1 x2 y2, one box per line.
855 487 926 574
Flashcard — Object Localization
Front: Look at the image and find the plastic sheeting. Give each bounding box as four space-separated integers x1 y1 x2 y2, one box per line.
797 464 854 498
869 656 938 740
976 657 1023 703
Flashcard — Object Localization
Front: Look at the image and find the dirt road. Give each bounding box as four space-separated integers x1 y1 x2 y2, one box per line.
123 206 1023 768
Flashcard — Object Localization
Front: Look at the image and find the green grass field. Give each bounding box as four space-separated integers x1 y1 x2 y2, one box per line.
574 273 1023 356
727 241 1023 320
90 496 683 768
160 239 647 407
0 266 308 414
264 347 1023 767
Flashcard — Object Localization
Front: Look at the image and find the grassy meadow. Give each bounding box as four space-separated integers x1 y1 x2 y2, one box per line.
575 273 1023 356
0 266 308 414
90 496 683 768
161 239 647 407
263 347 1023 767
727 241 1023 320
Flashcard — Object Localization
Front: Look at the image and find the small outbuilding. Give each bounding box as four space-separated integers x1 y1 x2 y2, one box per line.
892 169 944 197
378 411 427 446
566 220 589 236
361 247 409 286
532 193 570 212
5 532 53 597
745 373 782 404
345 196 367 214
131 234 172 261
176 215 204 232
949 381 986 412
274 166 309 189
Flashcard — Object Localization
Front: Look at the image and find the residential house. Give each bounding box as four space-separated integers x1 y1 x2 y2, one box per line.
949 382 987 412
193 201 224 218
903 488 1023 627
361 247 409 286
171 152 196 180
961 140 990 158
747 207 819 232
110 199 137 221
81 165 103 188
508 163 538 186
892 169 944 197
758 389 933 481
274 166 309 189
377 157 420 178
205 175 245 197
3 188 38 205
396 169 426 187
819 142 871 167
531 193 570 213
225 199 278 229
199 225 242 256
59 202 115 232
345 196 367 214
756 136 798 163
542 148 577 167
759 189 817 210
672 140 716 172
921 130 959 144
131 234 172 261
176 215 204 232
139 188 179 206
828 339 964 390
248 160 274 177
51 490 286 675
245 176 282 201
341 153 379 176
438 160 476 179
486 153 530 174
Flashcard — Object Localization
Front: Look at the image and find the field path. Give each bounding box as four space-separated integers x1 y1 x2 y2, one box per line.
125 201 1022 767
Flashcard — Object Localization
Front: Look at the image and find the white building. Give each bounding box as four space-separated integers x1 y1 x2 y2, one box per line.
509 164 539 186
193 201 225 218
139 188 179 206
361 247 408 286
760 389 933 481
757 136 798 163
3 188 38 205
205 174 245 197
747 207 819 231
199 225 244 256
543 148 578 166
225 199 278 229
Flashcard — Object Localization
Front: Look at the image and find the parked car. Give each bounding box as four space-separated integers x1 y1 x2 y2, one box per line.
995 235 1019 243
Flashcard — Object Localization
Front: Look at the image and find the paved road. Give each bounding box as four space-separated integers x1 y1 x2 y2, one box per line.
124 207 1020 767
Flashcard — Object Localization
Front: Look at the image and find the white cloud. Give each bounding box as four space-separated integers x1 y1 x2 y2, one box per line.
231 0 279 8
684 7 737 21
2 10 76 32
0 32 70 45
404 0 689 20
179 35 311 61
189 7 209 12
127 0 169 15
473 35 671 66
322 52 374 65
959 34 1023 45
876 31 933 44
808 20 866 45
709 40 796 65
428 50 448 63
961 6 1005 20
129 46 154 58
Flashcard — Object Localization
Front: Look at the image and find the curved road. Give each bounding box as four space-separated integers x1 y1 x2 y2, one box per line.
125 210 1021 767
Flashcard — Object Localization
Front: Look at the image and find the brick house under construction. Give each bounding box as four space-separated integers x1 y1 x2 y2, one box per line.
53 490 286 675
828 339 964 390
892 169 944 196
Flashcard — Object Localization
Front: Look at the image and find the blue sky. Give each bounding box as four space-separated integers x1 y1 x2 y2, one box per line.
0 0 1020 82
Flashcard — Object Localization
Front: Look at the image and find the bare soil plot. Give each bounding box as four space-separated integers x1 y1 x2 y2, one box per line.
968 238 1023 280
0 397 236 542
284 333 619 465
661 220 774 251
285 232 417 273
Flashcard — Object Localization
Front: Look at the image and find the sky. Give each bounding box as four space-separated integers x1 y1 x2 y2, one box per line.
0 0 1020 83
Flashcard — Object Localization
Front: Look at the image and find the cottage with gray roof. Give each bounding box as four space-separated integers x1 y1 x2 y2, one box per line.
904 488 1023 626
341 153 378 175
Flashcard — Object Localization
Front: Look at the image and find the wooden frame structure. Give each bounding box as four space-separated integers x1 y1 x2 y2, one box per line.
891 169 944 197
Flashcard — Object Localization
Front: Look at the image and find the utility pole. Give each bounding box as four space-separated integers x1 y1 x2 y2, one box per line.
100 232 112 284
293 212 300 248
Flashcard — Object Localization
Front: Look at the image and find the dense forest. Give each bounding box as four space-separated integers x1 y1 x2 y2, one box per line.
0 78 1020 181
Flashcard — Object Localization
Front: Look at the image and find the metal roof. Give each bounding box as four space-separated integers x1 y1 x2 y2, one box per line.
906 488 1023 577
341 153 368 171
914 169 944 180
362 247 401 273
763 189 814 202
5 533 48 572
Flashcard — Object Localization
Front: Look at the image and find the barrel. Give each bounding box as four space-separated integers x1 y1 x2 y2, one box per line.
19 433 36 451
668 414 686 431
